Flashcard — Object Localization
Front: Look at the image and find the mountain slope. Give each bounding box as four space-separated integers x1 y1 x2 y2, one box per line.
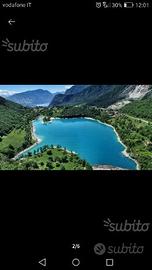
51 85 119 106
50 85 91 106
51 85 152 108
8 89 54 107
65 85 91 95
121 97 152 121
0 96 28 136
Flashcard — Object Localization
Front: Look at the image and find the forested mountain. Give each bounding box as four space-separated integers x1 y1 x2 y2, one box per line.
121 97 152 121
65 85 91 95
50 85 152 107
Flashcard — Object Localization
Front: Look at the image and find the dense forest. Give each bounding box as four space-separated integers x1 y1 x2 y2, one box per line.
109 115 152 170
121 98 152 121
40 105 110 123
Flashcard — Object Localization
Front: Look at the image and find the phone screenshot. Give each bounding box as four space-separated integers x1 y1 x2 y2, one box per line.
0 0 151 269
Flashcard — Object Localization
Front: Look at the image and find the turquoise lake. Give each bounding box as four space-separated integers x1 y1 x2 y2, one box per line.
22 118 137 170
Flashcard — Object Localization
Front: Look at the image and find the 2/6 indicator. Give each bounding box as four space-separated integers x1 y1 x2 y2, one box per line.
72 243 80 250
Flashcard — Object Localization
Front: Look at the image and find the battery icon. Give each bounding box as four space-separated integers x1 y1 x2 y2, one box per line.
124 2 134 8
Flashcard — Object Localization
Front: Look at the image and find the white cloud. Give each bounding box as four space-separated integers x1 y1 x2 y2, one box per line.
0 90 17 97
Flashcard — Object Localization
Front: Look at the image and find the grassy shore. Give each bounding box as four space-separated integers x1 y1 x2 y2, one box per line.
0 129 27 160
13 124 41 160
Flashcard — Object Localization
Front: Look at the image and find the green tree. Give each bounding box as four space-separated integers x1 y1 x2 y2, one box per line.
60 165 65 170
8 144 14 150
46 162 53 169
28 152 32 157
40 162 44 166
85 163 92 170
6 149 15 159
56 162 60 167
57 144 61 149
47 149 52 155
24 161 33 170
32 162 39 169
62 155 68 163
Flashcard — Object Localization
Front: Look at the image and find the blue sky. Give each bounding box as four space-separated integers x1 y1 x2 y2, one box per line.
0 85 73 97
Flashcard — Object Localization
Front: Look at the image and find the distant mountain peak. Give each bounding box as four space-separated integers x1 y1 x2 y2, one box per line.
7 89 55 107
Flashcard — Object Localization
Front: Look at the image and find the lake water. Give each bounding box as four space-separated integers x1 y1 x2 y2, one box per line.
23 118 137 169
